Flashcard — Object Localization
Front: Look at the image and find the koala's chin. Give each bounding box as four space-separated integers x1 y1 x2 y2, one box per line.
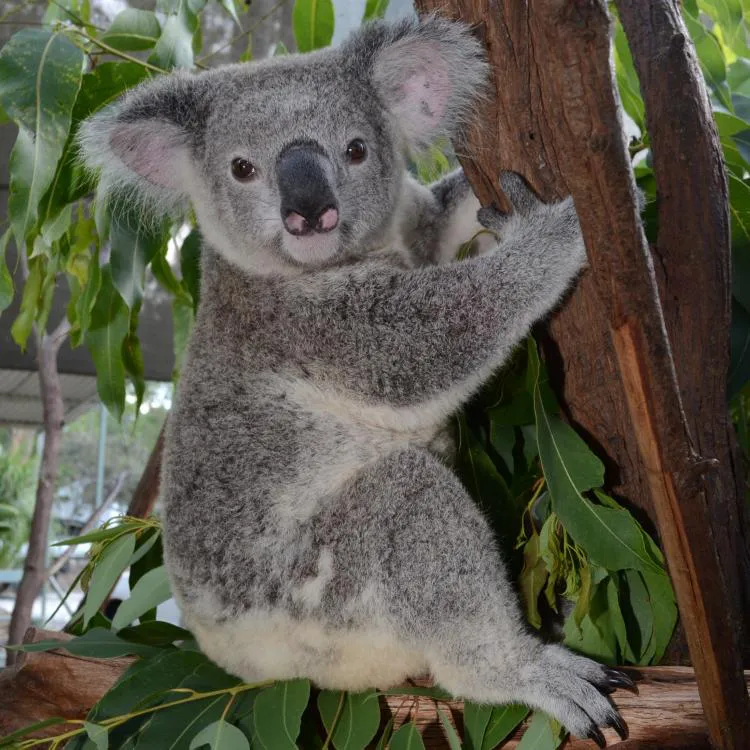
282 228 341 267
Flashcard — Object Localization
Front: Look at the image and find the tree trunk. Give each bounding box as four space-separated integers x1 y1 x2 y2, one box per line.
413 1 750 747
6 322 69 664
126 419 165 518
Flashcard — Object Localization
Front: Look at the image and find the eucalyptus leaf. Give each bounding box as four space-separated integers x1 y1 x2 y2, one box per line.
16 628 160 659
481 705 529 750
86 267 130 419
190 720 249 750
640 568 678 663
464 701 492 750
103 9 161 51
137 696 227 750
10 255 43 349
112 565 172 630
516 712 562 750
83 532 136 626
118 620 193 646
252 679 310 750
519 533 548 630
363 0 390 20
389 723 425 750
84 722 109 750
0 229 12 314
293 0 335 52
317 690 380 750
436 708 462 750
0 29 84 249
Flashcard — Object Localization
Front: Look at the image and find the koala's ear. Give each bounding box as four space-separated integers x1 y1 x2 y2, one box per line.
78 72 212 212
345 16 488 149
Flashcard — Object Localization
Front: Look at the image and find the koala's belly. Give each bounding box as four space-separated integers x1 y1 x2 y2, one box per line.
187 610 428 691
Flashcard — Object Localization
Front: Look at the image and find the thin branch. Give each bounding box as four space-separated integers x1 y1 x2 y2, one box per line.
68 28 168 75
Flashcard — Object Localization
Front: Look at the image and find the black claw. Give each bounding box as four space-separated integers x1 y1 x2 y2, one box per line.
609 714 629 741
604 668 639 694
586 726 607 748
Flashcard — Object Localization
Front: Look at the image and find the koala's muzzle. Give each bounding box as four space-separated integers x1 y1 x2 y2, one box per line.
276 142 339 236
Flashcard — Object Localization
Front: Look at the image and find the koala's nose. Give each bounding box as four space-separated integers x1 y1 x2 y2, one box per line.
283 206 339 236
276 140 339 236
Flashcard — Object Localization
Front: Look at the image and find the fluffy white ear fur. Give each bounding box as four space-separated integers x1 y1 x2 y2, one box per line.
365 16 488 149
77 79 198 218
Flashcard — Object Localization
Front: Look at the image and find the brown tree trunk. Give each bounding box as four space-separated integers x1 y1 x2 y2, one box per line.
6 321 70 664
126 419 165 518
413 1 750 747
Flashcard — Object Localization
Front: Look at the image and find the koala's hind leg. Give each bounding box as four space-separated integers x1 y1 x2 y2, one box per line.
364 449 629 745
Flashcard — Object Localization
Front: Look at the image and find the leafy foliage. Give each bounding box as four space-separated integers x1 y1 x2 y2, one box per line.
1 1 748 749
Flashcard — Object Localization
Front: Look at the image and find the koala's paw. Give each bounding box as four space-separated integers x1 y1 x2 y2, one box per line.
524 645 633 746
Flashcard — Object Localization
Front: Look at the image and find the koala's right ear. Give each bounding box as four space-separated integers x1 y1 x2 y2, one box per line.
78 72 212 213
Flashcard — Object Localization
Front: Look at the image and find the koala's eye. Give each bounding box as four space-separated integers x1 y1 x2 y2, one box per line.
345 139 367 164
231 158 256 181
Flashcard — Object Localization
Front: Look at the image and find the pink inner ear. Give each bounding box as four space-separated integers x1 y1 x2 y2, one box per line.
110 121 188 190
377 41 452 141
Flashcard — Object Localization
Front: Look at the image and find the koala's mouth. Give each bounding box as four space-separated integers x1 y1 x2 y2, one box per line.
281 228 341 266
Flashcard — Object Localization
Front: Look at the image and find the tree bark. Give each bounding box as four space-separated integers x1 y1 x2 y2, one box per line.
616 0 750 666
413 1 750 747
6 321 70 664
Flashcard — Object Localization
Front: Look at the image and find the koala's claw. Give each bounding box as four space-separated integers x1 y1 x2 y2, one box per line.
603 667 638 695
586 727 607 749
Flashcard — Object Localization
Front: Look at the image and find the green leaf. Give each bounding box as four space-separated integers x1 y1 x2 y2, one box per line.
83 533 136 626
0 229 14 314
293 0 335 52
606 575 633 663
531 348 662 574
137 697 226 750
109 208 166 309
90 649 222 721
613 21 644 130
374 719 394 750
190 720 249 750
86 267 130 419
481 705 529 750
516 713 562 750
112 565 172 630
378 686 453 700
640 568 678 663
252 679 310 750
218 0 241 26
363 0 389 20
84 722 109 750
683 10 731 109
464 702 491 750
317 690 380 750
519 533 548 629
122 311 146 416
389 723 425 750
118 621 192 646
0 29 84 249
103 9 161 51
16 628 160 658
437 708 462 750
10 255 42 349
149 1 207 70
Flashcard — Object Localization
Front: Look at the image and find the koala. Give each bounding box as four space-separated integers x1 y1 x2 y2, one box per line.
80 16 632 745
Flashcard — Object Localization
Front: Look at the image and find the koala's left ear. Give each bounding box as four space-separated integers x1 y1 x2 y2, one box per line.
78 72 214 213
345 16 488 150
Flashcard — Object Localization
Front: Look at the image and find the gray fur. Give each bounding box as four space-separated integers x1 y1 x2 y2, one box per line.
80 17 625 742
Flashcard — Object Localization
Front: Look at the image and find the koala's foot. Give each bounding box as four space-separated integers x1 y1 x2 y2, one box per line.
432 641 631 746
518 644 632 746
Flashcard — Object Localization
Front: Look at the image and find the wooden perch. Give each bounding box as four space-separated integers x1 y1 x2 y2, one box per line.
0 628 134 739
0 629 747 749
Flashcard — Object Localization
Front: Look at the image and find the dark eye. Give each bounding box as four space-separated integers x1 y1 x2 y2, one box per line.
346 139 367 164
231 157 256 181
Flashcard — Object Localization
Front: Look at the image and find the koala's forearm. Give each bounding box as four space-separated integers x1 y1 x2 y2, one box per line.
271 225 583 406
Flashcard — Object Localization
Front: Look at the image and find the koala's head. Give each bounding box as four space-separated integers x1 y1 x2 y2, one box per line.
79 17 486 275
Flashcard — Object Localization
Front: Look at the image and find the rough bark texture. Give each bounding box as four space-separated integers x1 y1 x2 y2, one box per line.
616 0 750 666
413 0 750 747
6 323 69 664
0 628 134 738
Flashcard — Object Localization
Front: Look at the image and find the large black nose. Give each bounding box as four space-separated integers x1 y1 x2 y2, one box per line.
276 142 339 236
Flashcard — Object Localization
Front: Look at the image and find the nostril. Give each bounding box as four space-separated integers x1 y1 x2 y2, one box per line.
283 211 310 236
316 207 339 233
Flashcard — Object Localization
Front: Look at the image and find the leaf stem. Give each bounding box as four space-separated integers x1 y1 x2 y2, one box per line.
67 28 167 74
